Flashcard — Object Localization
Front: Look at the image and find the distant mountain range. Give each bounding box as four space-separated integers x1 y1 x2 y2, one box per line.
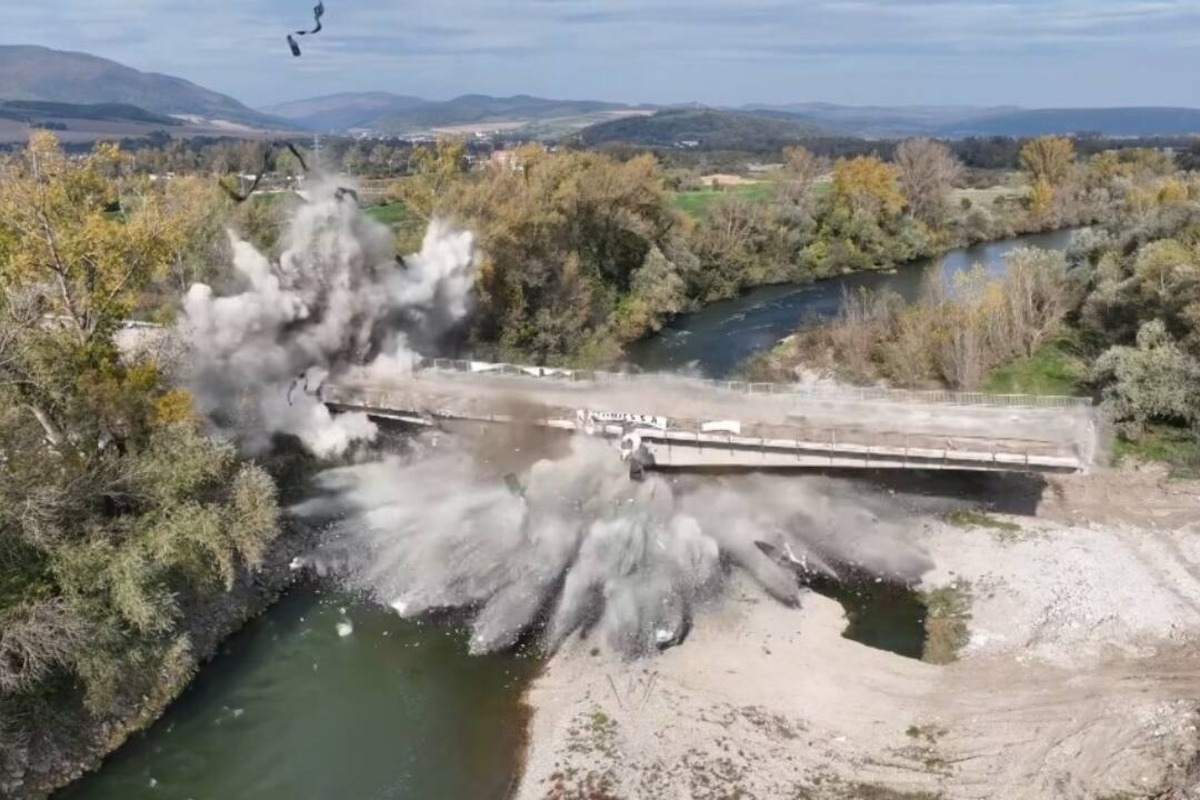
932 107 1200 138
263 91 651 136
738 103 1200 139
269 91 1200 140
4 44 1200 145
0 45 291 130
260 92 431 132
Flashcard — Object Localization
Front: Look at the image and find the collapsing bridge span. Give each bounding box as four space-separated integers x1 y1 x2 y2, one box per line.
321 359 1098 475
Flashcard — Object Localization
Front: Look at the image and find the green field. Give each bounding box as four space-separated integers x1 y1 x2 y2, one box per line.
672 183 772 219
365 202 410 227
1114 425 1200 479
983 341 1090 396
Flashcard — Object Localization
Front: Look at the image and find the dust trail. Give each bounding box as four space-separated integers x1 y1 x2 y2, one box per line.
293 435 932 656
180 179 475 456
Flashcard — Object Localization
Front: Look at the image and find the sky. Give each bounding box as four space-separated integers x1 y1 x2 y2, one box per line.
6 0 1200 109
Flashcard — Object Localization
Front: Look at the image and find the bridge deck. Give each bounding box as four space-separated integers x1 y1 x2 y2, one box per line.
324 366 1097 473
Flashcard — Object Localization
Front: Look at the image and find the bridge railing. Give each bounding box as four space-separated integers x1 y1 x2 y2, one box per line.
420 358 1093 409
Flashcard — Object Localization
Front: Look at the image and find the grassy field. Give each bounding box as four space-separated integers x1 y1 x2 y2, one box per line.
983 341 1090 396
950 185 1027 208
365 202 410 227
672 182 772 219
1114 425 1200 479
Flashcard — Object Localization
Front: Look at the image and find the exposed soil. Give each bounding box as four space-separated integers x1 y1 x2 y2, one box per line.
517 469 1200 800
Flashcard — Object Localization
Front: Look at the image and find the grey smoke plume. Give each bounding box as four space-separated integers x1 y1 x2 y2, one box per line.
181 183 933 656
293 436 933 656
180 181 475 456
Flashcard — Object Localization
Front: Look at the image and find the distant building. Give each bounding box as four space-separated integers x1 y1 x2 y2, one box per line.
490 149 518 168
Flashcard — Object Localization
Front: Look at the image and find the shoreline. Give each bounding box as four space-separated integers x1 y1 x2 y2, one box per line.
629 222 1089 348
514 467 1200 800
10 524 315 800
623 223 1090 378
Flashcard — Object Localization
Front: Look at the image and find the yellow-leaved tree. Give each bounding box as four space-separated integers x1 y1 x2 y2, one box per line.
831 156 905 219
0 135 279 778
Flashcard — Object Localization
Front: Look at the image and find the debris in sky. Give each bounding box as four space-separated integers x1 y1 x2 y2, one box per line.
218 141 309 203
287 1 326 57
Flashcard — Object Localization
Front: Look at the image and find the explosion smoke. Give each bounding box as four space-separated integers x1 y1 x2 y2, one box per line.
184 183 932 657
181 180 475 456
293 436 933 655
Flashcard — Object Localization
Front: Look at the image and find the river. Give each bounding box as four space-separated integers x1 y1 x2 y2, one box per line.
627 228 1080 378
60 228 1078 800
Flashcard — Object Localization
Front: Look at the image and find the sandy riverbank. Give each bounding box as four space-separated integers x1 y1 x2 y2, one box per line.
517 468 1200 800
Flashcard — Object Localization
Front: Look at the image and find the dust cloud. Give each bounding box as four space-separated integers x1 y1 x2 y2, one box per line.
293 435 932 656
183 184 931 656
179 178 475 456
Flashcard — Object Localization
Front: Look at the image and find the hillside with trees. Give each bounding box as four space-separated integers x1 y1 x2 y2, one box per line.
0 46 290 129
578 109 822 150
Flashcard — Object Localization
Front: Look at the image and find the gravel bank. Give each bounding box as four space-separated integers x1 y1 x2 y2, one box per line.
518 471 1200 800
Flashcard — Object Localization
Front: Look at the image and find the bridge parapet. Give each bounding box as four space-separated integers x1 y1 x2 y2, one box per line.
420 358 1093 410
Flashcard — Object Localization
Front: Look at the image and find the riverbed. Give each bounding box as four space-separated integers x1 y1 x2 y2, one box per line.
60 229 1078 800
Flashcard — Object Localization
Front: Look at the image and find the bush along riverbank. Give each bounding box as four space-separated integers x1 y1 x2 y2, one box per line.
0 136 315 799
4 521 317 800
745 193 1200 473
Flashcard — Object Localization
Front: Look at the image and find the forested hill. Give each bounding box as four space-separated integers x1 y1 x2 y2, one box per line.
578 109 823 149
0 45 291 129
260 92 431 132
0 100 180 126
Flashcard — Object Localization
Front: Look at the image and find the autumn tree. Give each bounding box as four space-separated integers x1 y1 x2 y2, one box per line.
1019 137 1076 188
831 156 905 218
426 146 683 363
893 138 962 227
391 138 469 222
779 145 824 210
0 135 280 783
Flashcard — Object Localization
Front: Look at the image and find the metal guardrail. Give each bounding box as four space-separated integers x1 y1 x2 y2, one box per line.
420 358 1093 410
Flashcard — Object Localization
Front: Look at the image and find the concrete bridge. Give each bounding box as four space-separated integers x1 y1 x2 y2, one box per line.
321 359 1098 475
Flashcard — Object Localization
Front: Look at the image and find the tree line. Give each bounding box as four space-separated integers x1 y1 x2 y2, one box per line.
384 136 1174 365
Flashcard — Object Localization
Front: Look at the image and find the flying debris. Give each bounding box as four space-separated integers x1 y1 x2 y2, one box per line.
503 473 525 499
287 0 326 57
218 141 309 203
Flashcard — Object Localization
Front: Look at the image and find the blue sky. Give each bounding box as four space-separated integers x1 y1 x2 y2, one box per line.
6 0 1200 108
